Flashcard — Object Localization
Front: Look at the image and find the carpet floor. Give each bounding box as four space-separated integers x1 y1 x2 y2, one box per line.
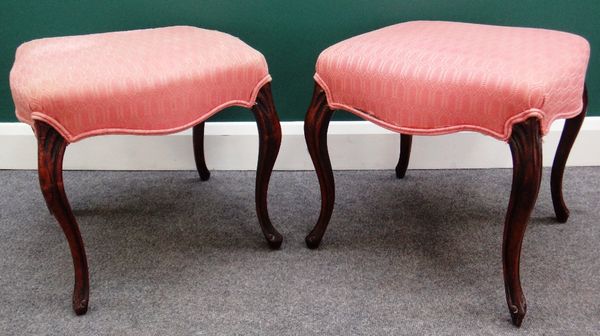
0 168 598 335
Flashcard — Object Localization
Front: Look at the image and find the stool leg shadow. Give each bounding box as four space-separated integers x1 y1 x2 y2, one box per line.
251 83 283 249
395 134 412 179
193 122 211 181
34 121 89 315
503 117 543 327
304 82 335 249
551 86 587 223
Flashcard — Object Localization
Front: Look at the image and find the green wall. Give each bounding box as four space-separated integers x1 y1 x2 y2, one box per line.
1 0 598 122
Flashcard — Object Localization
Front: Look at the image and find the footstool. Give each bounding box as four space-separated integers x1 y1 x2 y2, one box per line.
303 21 590 326
10 26 283 314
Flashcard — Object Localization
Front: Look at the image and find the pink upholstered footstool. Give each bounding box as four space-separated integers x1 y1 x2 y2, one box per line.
10 26 283 314
303 21 590 326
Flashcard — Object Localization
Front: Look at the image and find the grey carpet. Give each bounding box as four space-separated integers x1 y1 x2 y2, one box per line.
0 168 598 336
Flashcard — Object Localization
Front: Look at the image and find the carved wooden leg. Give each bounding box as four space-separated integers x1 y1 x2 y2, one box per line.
551 87 588 223
34 121 89 315
251 83 283 249
304 82 335 249
193 122 210 181
503 117 542 327
395 134 413 179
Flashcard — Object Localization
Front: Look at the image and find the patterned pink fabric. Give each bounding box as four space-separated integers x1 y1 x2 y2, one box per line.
315 21 590 141
10 26 271 142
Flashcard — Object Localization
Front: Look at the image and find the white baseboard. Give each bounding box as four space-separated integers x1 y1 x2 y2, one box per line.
1 118 599 170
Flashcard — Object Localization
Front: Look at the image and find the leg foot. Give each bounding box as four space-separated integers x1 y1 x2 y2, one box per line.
251 83 283 249
74 298 89 315
510 309 526 328
305 233 323 250
395 134 412 179
503 117 543 327
304 82 335 249
35 121 89 315
551 87 587 222
193 122 210 181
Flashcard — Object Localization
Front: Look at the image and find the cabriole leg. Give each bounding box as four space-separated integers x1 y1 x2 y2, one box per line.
304 82 335 249
551 87 587 222
35 121 89 315
503 117 543 327
395 134 412 179
251 83 283 249
193 122 211 181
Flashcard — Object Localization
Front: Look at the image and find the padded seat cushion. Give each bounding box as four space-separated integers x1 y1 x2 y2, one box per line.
10 26 270 142
315 21 590 140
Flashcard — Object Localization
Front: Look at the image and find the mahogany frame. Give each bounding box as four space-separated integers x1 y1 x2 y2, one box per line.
34 82 282 315
304 81 588 327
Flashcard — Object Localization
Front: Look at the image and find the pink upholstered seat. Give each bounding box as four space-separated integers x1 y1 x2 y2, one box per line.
10 26 271 142
315 21 590 141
